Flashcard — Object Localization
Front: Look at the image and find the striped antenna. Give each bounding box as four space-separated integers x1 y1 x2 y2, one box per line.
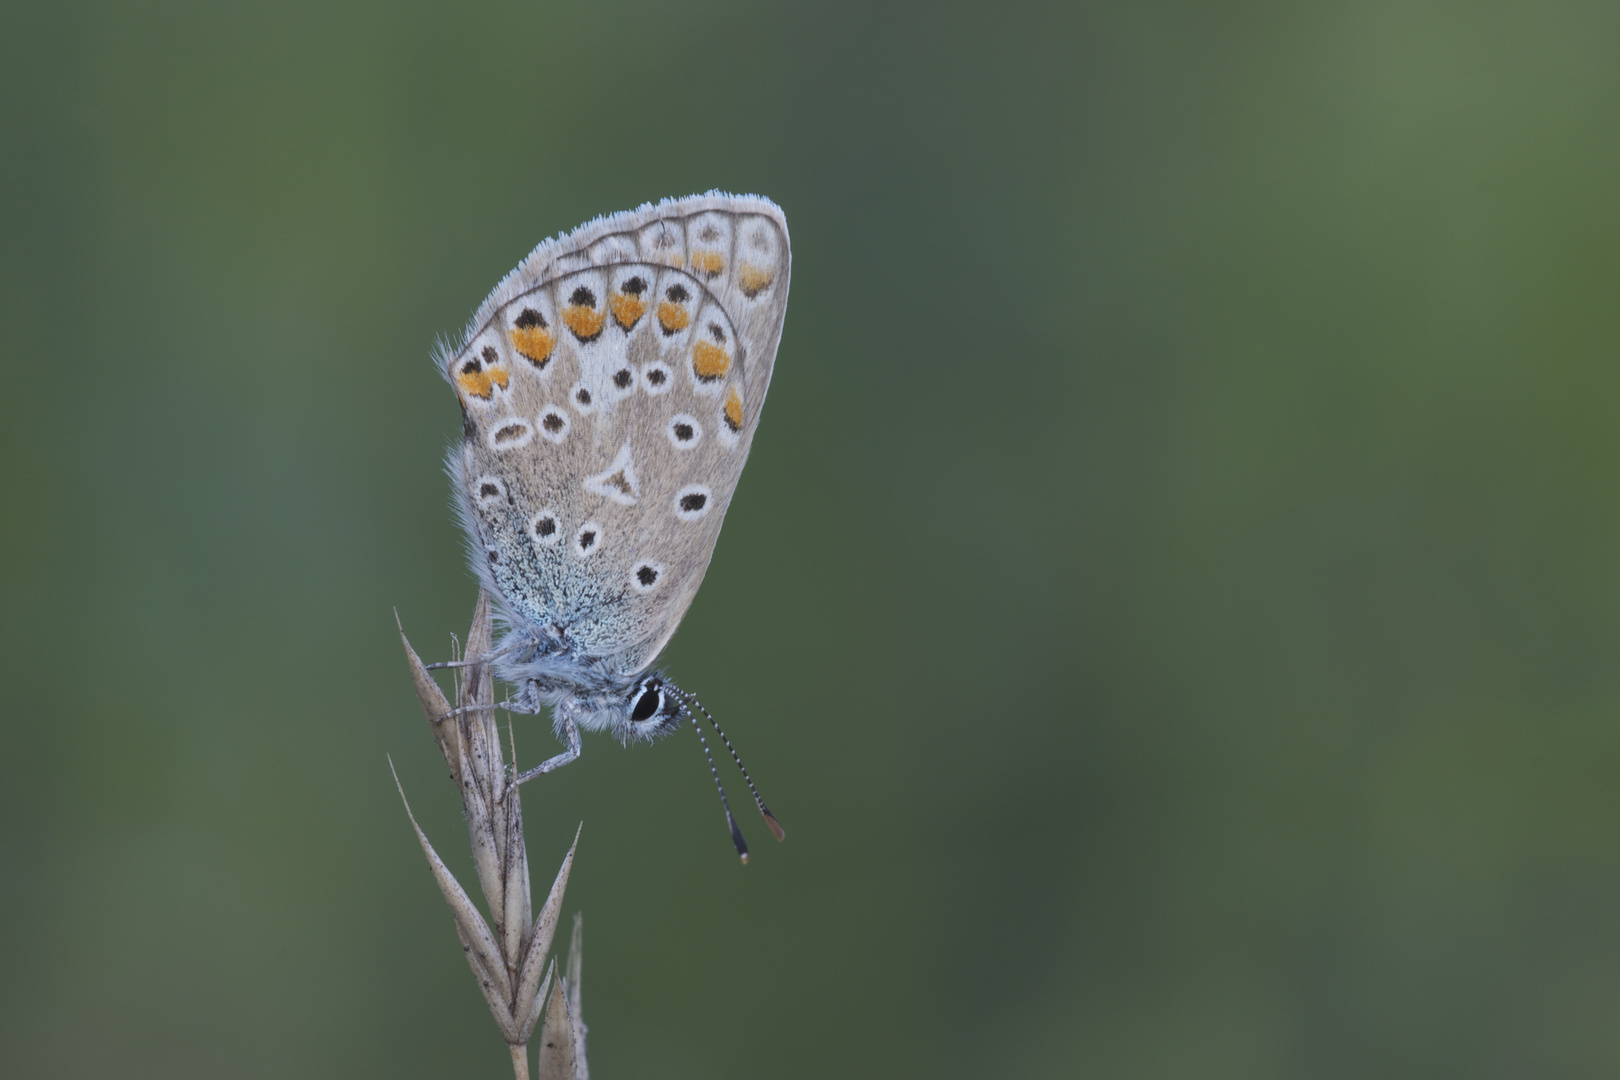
683 701 750 862
680 691 785 843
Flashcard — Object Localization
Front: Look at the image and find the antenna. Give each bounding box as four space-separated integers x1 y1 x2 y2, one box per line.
684 701 750 863
680 691 785 843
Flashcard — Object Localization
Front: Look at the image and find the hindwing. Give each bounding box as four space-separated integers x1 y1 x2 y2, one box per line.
443 193 790 676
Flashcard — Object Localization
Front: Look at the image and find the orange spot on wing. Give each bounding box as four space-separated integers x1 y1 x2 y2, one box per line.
723 386 744 432
611 294 647 330
738 263 774 298
509 326 553 367
562 304 605 341
657 300 690 334
455 363 506 400
454 346 509 400
692 341 731 381
690 250 724 278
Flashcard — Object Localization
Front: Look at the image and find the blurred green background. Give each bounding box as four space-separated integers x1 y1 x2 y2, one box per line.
3 1 1619 1076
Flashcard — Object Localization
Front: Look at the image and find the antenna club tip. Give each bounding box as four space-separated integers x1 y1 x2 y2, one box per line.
762 812 786 842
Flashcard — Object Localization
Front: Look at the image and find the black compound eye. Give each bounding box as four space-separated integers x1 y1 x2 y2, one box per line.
630 685 662 723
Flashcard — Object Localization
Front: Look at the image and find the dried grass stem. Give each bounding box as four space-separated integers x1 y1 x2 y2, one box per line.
396 590 589 1079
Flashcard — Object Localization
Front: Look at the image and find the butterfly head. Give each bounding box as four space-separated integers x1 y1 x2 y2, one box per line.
615 674 685 743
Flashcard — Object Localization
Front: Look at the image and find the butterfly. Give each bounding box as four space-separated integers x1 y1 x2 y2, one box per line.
437 193 790 860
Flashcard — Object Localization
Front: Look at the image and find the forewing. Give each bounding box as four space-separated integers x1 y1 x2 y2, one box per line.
444 194 791 676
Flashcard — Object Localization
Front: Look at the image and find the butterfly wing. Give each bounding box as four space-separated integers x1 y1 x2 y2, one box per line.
444 193 791 677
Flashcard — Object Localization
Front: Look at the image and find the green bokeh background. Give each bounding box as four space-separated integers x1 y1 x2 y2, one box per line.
4 2 1619 1076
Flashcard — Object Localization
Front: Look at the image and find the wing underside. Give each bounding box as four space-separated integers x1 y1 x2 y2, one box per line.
444 194 791 676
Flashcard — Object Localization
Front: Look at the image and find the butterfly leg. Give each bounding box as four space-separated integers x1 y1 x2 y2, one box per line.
514 712 581 784
424 634 532 671
435 698 539 723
